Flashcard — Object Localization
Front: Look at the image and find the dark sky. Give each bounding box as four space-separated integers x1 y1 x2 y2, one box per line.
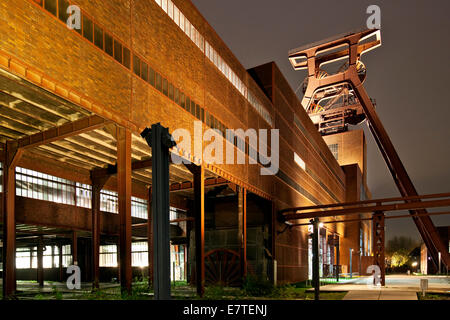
191 0 450 242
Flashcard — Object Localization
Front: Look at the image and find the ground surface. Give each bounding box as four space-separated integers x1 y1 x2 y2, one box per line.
317 274 450 300
1 275 449 300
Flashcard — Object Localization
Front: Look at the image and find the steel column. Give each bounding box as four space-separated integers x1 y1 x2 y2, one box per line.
372 211 385 286
192 165 205 297
312 218 320 300
141 123 176 300
117 126 132 294
238 187 247 278
37 236 44 287
72 231 78 265
2 141 23 298
90 176 107 290
147 187 153 289
58 244 63 282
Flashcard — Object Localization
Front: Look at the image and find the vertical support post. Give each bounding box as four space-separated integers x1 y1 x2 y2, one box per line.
2 141 23 298
90 176 107 290
192 165 205 297
58 244 63 282
349 248 353 279
238 186 247 279
37 237 44 287
147 187 153 289
372 211 385 286
117 126 132 294
141 124 176 300
335 235 340 282
312 218 320 300
72 231 78 265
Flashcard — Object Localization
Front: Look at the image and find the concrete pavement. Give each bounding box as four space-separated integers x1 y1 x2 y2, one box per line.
318 275 450 300
343 290 418 300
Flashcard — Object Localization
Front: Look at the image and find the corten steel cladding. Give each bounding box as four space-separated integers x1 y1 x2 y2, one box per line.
288 28 450 270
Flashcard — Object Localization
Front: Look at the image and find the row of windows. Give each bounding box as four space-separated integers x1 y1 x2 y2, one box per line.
100 242 148 267
99 242 186 280
16 245 72 269
35 0 131 69
153 0 274 127
32 0 272 165
13 167 148 219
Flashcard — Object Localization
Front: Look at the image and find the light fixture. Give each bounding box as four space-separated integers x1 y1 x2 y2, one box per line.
319 222 324 228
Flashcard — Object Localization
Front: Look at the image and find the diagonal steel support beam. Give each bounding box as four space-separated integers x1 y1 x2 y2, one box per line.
17 115 109 150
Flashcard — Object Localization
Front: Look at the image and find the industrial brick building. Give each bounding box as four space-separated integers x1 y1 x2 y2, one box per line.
0 0 373 297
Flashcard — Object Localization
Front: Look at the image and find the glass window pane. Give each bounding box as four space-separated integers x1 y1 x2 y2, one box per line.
141 62 148 81
123 47 131 69
113 40 122 63
94 24 103 49
156 73 162 91
83 16 94 42
44 0 57 16
168 83 174 100
162 78 168 96
174 88 179 104
104 33 113 56
148 67 155 86
133 55 141 76
180 92 185 108
58 0 69 23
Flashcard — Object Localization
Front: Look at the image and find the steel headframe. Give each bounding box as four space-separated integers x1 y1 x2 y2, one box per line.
288 28 450 271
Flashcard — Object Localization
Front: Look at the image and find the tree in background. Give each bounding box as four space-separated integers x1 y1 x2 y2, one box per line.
386 236 419 271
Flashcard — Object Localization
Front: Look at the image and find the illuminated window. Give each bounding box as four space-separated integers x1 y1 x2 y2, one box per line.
16 247 32 269
294 152 306 170
131 197 148 219
132 242 148 267
100 245 117 267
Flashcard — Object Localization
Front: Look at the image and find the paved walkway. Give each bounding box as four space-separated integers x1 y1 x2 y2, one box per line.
318 275 450 300
343 290 417 300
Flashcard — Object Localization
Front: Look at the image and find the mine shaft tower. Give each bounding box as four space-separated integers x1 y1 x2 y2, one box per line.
288 28 450 272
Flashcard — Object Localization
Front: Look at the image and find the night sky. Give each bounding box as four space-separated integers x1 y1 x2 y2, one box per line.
191 0 450 242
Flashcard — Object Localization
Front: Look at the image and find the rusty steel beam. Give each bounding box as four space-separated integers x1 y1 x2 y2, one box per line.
188 164 205 297
238 187 247 278
90 172 108 290
282 197 450 221
289 29 450 269
16 115 108 150
72 230 78 265
169 177 228 192
279 191 450 214
117 126 132 294
372 212 385 286
2 141 23 298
